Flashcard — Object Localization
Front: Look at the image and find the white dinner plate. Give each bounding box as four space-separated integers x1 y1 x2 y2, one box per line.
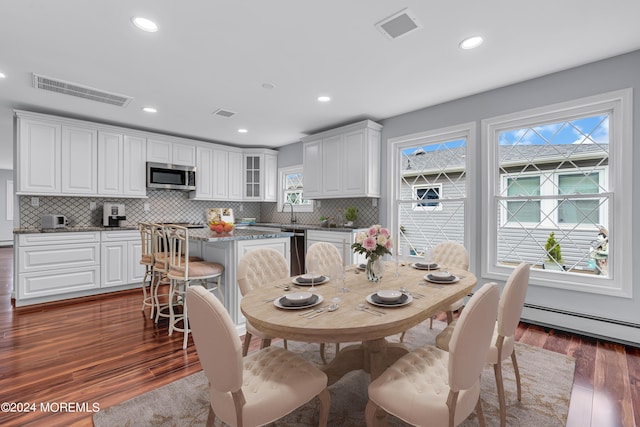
411 262 440 270
423 274 460 284
366 292 413 308
292 275 331 286
274 294 324 310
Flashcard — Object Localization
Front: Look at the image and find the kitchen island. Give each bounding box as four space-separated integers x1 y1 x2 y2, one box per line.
13 225 292 335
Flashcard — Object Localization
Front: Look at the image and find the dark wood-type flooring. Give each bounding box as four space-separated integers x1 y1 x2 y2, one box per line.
0 247 637 426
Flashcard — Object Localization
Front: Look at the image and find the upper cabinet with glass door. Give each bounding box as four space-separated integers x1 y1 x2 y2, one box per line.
302 120 382 199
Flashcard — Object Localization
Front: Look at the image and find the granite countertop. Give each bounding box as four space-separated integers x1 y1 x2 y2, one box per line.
14 225 294 243
14 225 138 234
251 222 365 233
187 227 294 242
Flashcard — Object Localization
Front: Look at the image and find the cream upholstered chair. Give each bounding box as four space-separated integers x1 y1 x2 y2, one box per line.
365 282 500 427
165 225 225 349
431 241 470 325
237 248 290 356
186 286 330 427
138 222 155 318
436 263 530 427
305 242 343 363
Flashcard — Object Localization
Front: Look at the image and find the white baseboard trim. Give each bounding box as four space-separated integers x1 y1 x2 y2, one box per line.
521 305 639 348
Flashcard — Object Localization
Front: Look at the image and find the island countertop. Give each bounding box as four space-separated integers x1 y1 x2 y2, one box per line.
186 227 293 242
14 225 293 242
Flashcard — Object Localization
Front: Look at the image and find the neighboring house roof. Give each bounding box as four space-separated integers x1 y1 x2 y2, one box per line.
402 144 609 174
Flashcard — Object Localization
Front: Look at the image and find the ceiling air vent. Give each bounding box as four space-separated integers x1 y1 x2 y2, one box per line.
212 108 237 118
32 73 133 107
375 8 421 40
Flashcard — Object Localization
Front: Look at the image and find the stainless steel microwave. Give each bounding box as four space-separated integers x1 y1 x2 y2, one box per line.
146 162 196 191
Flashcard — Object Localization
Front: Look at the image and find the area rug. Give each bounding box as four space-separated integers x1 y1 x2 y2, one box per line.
94 321 575 426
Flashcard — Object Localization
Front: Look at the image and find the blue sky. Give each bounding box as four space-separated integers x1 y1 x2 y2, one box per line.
499 114 609 146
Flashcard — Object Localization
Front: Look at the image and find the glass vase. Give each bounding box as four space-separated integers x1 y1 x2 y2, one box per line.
366 255 383 282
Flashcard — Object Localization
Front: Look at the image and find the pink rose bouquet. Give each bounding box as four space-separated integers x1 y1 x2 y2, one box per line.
352 224 393 260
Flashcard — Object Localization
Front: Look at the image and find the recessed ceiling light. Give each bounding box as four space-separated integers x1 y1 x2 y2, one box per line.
238 128 248 133
131 17 158 32
261 82 276 90
317 96 331 103
459 35 483 50
0 72 6 79
142 107 157 113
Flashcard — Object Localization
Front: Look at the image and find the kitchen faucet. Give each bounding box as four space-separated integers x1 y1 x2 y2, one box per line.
283 202 297 223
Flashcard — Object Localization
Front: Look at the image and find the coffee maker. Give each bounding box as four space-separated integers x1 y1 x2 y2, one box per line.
103 203 126 227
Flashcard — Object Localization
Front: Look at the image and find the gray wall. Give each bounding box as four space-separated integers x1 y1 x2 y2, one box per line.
379 50 640 328
0 169 13 245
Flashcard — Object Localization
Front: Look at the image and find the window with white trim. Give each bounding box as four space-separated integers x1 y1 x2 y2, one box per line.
277 166 313 212
484 89 633 296
413 184 442 210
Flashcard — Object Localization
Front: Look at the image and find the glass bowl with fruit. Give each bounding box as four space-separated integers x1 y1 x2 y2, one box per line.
209 220 234 235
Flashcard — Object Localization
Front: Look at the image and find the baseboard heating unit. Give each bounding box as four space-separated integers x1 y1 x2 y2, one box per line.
521 303 639 348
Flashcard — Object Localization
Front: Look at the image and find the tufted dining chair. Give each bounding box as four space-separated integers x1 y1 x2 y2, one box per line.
431 241 470 325
436 263 530 427
365 282 500 427
305 242 343 363
186 286 330 427
237 248 290 356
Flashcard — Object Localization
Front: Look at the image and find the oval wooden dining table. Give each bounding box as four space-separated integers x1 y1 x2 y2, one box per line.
240 264 477 385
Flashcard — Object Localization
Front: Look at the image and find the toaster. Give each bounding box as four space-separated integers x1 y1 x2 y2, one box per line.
41 214 68 229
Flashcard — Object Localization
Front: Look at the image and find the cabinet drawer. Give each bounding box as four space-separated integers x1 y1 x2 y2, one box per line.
101 229 140 242
18 232 100 246
18 243 100 273
18 266 100 299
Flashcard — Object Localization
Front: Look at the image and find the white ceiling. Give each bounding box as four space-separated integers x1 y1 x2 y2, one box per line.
1 1 640 150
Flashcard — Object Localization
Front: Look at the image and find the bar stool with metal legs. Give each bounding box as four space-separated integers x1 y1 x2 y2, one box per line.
165 224 225 349
138 222 155 318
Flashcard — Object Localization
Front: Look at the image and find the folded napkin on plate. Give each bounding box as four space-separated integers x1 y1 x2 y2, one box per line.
279 294 319 307
295 275 326 283
415 262 438 269
427 273 455 281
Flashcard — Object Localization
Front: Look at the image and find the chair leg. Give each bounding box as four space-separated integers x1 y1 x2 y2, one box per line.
317 388 330 427
205 404 216 427
475 397 486 427
182 290 189 350
168 280 177 336
493 361 507 427
399 331 406 342
429 316 434 329
446 310 454 324
242 332 252 357
511 350 522 401
260 338 272 349
283 339 288 350
141 267 152 313
320 343 328 364
364 399 381 427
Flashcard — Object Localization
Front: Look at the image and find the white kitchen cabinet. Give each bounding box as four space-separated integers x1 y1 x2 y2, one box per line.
123 135 147 197
98 131 124 195
101 230 144 288
302 120 382 199
99 132 147 197
301 139 323 198
228 150 243 201
147 138 196 166
212 148 229 200
16 111 146 198
263 152 278 202
192 146 214 199
306 229 367 265
16 232 101 304
243 149 278 201
190 146 244 201
17 115 62 194
61 125 98 194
